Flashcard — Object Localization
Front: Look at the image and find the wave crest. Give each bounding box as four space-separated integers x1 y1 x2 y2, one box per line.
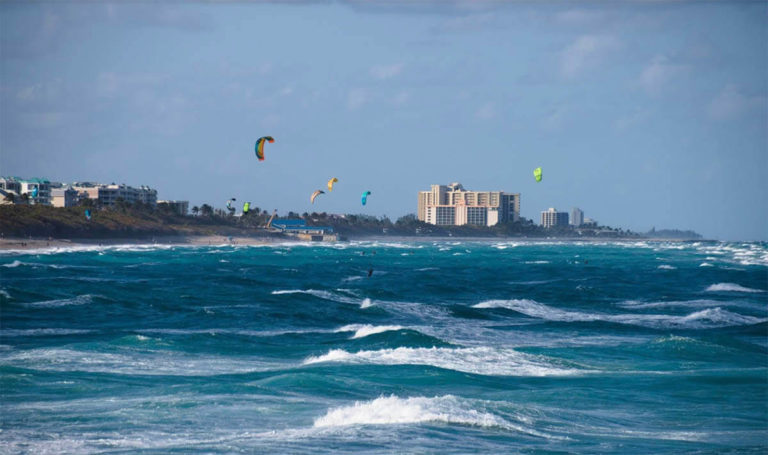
313 395 555 438
335 324 405 339
473 299 765 329
303 346 584 377
706 283 764 293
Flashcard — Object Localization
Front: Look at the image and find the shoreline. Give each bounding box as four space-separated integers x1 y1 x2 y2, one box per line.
0 234 713 251
0 234 281 251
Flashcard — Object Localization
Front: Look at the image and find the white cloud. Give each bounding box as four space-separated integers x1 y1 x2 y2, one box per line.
560 35 620 78
707 84 765 121
638 55 684 95
370 63 404 80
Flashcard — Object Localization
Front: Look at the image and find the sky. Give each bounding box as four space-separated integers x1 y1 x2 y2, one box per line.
1 1 766 241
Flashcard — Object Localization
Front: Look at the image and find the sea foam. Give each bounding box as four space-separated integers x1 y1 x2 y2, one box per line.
335 324 405 339
473 299 765 329
20 294 97 308
303 346 584 376
313 395 556 438
705 283 764 293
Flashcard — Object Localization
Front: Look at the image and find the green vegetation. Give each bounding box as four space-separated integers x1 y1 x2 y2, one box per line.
645 227 703 240
0 204 273 239
0 203 654 240
288 212 643 239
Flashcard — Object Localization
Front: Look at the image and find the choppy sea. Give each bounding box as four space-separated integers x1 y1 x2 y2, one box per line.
1 239 766 454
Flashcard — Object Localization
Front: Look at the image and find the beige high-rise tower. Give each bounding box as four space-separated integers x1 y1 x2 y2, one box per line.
417 183 520 227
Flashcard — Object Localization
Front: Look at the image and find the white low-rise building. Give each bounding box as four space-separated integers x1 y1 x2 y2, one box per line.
71 183 157 207
1 177 52 205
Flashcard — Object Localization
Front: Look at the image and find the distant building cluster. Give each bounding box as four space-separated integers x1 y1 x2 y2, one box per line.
417 183 520 227
539 207 597 228
0 176 187 214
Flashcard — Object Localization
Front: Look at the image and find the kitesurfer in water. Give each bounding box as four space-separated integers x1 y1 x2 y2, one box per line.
368 268 373 277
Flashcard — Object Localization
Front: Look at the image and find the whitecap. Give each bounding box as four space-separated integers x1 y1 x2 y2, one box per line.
1 328 92 337
19 294 96 308
313 395 557 439
616 299 762 311
706 283 764 293
303 346 585 377
474 299 766 329
657 264 676 270
271 289 360 305
335 324 405 339
0 347 284 376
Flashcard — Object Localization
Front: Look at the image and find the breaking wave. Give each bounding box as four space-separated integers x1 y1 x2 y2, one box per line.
303 346 585 376
705 283 764 293
313 395 558 438
335 324 405 339
473 299 765 329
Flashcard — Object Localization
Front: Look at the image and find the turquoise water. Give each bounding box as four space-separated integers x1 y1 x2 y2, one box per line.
1 240 766 453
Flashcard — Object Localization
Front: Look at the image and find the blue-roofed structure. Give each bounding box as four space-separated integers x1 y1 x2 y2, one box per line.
270 219 337 241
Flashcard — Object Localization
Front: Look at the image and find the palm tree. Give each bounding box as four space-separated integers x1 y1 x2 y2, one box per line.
200 204 214 217
191 206 200 216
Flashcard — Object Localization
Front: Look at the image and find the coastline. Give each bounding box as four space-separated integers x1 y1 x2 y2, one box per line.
0 234 712 251
0 234 282 251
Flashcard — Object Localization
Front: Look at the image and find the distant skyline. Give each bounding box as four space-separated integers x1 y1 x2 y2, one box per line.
1 1 766 240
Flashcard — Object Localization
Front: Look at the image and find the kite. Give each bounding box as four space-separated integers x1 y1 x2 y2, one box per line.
361 191 372 206
31 187 39 198
243 202 250 214
310 190 325 204
226 198 237 213
255 136 275 161
533 167 542 182
327 177 338 192
84 209 92 220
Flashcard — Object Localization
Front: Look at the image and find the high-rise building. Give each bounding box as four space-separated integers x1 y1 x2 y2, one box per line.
417 182 520 227
541 208 569 228
571 207 584 227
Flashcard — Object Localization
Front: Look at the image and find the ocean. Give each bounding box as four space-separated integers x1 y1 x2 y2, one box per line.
1 239 766 454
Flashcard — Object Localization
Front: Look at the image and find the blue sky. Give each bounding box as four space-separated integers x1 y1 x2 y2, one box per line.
1 1 766 240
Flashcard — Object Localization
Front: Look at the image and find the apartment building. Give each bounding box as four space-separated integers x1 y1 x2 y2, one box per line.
541 208 569 228
417 183 520 227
